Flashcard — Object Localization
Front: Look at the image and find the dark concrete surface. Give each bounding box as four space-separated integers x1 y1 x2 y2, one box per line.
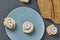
0 0 60 40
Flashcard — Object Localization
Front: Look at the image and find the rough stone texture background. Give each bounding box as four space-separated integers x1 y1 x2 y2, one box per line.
0 0 60 40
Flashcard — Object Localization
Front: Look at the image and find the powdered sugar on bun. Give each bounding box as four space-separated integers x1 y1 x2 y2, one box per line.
3 17 16 30
20 0 29 3
23 22 34 33
46 24 57 35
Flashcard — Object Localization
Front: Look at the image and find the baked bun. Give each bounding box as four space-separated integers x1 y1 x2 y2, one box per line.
46 24 57 35
20 0 30 3
3 17 16 30
23 22 34 33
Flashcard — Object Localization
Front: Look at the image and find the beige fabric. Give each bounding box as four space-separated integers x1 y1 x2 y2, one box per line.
37 0 53 19
52 0 60 24
37 0 60 24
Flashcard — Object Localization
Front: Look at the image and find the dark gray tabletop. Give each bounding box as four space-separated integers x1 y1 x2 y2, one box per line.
0 0 60 40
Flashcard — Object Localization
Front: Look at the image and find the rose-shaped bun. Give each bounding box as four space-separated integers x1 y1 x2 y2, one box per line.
23 22 34 33
20 0 30 3
3 17 16 30
46 24 57 35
